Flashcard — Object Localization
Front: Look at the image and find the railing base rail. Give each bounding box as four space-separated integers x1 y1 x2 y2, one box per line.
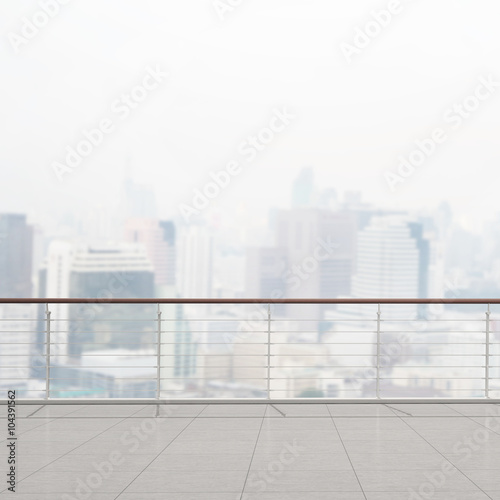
3 398 500 405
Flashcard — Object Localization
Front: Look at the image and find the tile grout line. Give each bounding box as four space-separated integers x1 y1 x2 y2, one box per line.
0 416 56 443
269 404 286 417
326 405 368 500
26 405 45 418
395 405 494 500
384 404 413 417
41 404 92 419
21 403 90 434
0 405 145 494
441 402 500 497
194 404 210 417
443 403 500 438
112 404 208 498
0 404 93 483
238 404 267 500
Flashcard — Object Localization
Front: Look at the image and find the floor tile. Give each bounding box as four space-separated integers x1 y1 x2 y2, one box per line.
389 404 463 417
265 404 330 417
198 404 266 417
357 469 479 492
328 404 398 417
250 452 352 471
365 492 491 499
117 494 237 500
243 470 361 493
461 469 500 490
447 404 500 417
4 403 500 499
348 453 450 471
124 470 247 493
241 494 365 500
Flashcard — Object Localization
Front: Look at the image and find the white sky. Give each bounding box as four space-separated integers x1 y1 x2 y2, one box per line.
1 0 500 232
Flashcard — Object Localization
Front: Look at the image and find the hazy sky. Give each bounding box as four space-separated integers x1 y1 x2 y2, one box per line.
1 0 500 233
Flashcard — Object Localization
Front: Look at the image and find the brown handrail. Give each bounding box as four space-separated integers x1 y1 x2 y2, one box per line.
0 298 497 304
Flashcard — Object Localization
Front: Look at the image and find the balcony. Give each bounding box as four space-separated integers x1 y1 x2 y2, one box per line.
1 299 500 497
3 402 500 498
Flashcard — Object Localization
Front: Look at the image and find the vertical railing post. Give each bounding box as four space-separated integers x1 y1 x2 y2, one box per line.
157 304 162 400
267 303 271 400
486 303 490 399
45 304 51 400
376 303 381 399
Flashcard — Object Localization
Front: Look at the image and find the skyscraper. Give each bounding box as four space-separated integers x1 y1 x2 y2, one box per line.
352 215 429 318
178 225 213 298
159 221 176 287
274 208 356 301
39 243 155 358
125 218 177 296
245 247 288 299
37 241 74 361
291 167 315 208
0 214 33 298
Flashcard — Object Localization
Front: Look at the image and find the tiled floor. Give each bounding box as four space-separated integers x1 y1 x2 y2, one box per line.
1 403 500 499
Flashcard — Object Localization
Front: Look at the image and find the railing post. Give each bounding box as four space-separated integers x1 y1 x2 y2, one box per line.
376 303 381 399
157 304 162 400
45 304 51 400
267 303 271 400
486 303 490 399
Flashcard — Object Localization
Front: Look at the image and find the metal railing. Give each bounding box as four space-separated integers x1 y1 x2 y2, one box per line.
0 298 499 403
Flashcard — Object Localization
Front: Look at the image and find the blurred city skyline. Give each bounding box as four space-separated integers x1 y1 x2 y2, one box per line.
2 166 500 301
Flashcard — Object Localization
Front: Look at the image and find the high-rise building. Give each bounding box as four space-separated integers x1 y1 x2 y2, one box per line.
68 245 155 355
38 242 196 396
352 215 429 318
274 208 357 301
39 243 156 358
409 222 430 300
291 167 315 208
69 245 154 298
0 214 33 298
125 218 177 296
159 301 197 393
213 248 245 299
428 238 445 297
241 208 357 334
327 216 432 396
245 247 288 299
38 241 74 361
178 225 213 298
159 221 176 288
291 167 338 211
107 177 159 243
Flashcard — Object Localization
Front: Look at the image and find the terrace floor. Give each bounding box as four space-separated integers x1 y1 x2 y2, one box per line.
1 403 500 499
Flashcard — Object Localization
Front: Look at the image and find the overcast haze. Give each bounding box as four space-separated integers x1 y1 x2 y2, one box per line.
1 0 500 231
